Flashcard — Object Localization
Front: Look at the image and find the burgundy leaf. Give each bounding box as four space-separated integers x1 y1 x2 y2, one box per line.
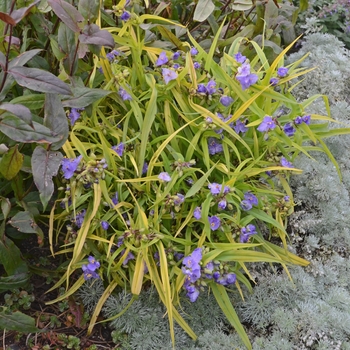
79 24 115 48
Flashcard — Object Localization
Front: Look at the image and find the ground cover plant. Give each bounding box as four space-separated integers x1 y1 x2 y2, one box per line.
1 0 350 349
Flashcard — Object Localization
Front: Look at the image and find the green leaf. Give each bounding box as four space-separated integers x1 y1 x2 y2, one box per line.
0 102 32 124
9 49 42 68
58 22 78 75
78 0 99 22
185 163 216 199
0 236 28 275
0 309 39 332
10 94 45 110
0 115 62 144
48 0 84 33
231 0 253 11
44 93 69 150
32 146 63 210
0 273 30 291
211 283 252 349
79 24 115 48
193 0 215 22
0 197 11 219
8 67 72 95
62 87 111 108
0 145 23 180
8 211 44 241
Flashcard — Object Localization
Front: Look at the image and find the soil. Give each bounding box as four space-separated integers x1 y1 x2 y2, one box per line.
0 234 119 350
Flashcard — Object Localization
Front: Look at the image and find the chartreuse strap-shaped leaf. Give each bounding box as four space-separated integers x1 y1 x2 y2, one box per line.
211 283 252 350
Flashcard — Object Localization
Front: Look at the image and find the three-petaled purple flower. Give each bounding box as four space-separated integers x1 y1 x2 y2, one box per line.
234 52 246 64
277 67 288 77
158 172 171 182
236 63 258 90
240 224 257 243
173 193 185 206
68 108 84 126
172 52 180 60
218 199 227 210
74 209 86 228
61 155 82 179
197 84 207 94
283 123 296 137
208 183 230 195
270 77 279 86
234 119 248 134
155 51 169 66
118 88 132 101
112 143 125 157
220 95 234 107
280 156 294 168
82 256 100 280
240 192 258 211
162 68 178 85
208 216 221 230
206 80 216 95
208 138 223 155
257 116 276 132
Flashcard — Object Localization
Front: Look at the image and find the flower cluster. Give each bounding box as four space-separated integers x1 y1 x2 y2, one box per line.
182 247 202 302
182 248 237 302
235 59 259 90
82 256 100 280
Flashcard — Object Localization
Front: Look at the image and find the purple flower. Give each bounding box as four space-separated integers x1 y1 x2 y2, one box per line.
172 52 180 60
87 256 100 271
111 192 119 206
190 47 198 56
172 63 180 69
208 138 223 155
112 143 125 157
106 52 115 61
240 200 252 211
218 199 227 210
240 224 257 242
174 193 185 206
206 80 216 95
208 216 221 231
284 196 290 202
237 63 251 76
244 192 258 206
118 88 132 101
234 52 246 64
101 221 109 230
294 116 303 125
193 61 201 69
120 11 131 21
183 247 202 270
236 72 258 90
82 266 99 280
277 67 288 77
302 115 311 125
234 119 248 134
193 206 202 219
61 155 82 179
155 51 169 66
68 108 83 126
208 183 222 195
158 172 171 182
162 68 178 84
257 116 276 132
197 84 207 94
186 285 199 302
270 77 279 86
142 162 148 175
220 95 234 107
283 123 296 137
122 251 135 265
74 209 86 228
226 273 236 284
280 156 294 168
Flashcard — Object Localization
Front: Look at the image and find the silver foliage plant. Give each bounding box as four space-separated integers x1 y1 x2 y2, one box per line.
77 33 350 349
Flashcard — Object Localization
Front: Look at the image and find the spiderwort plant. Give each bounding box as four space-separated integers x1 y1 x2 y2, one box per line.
50 11 350 350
